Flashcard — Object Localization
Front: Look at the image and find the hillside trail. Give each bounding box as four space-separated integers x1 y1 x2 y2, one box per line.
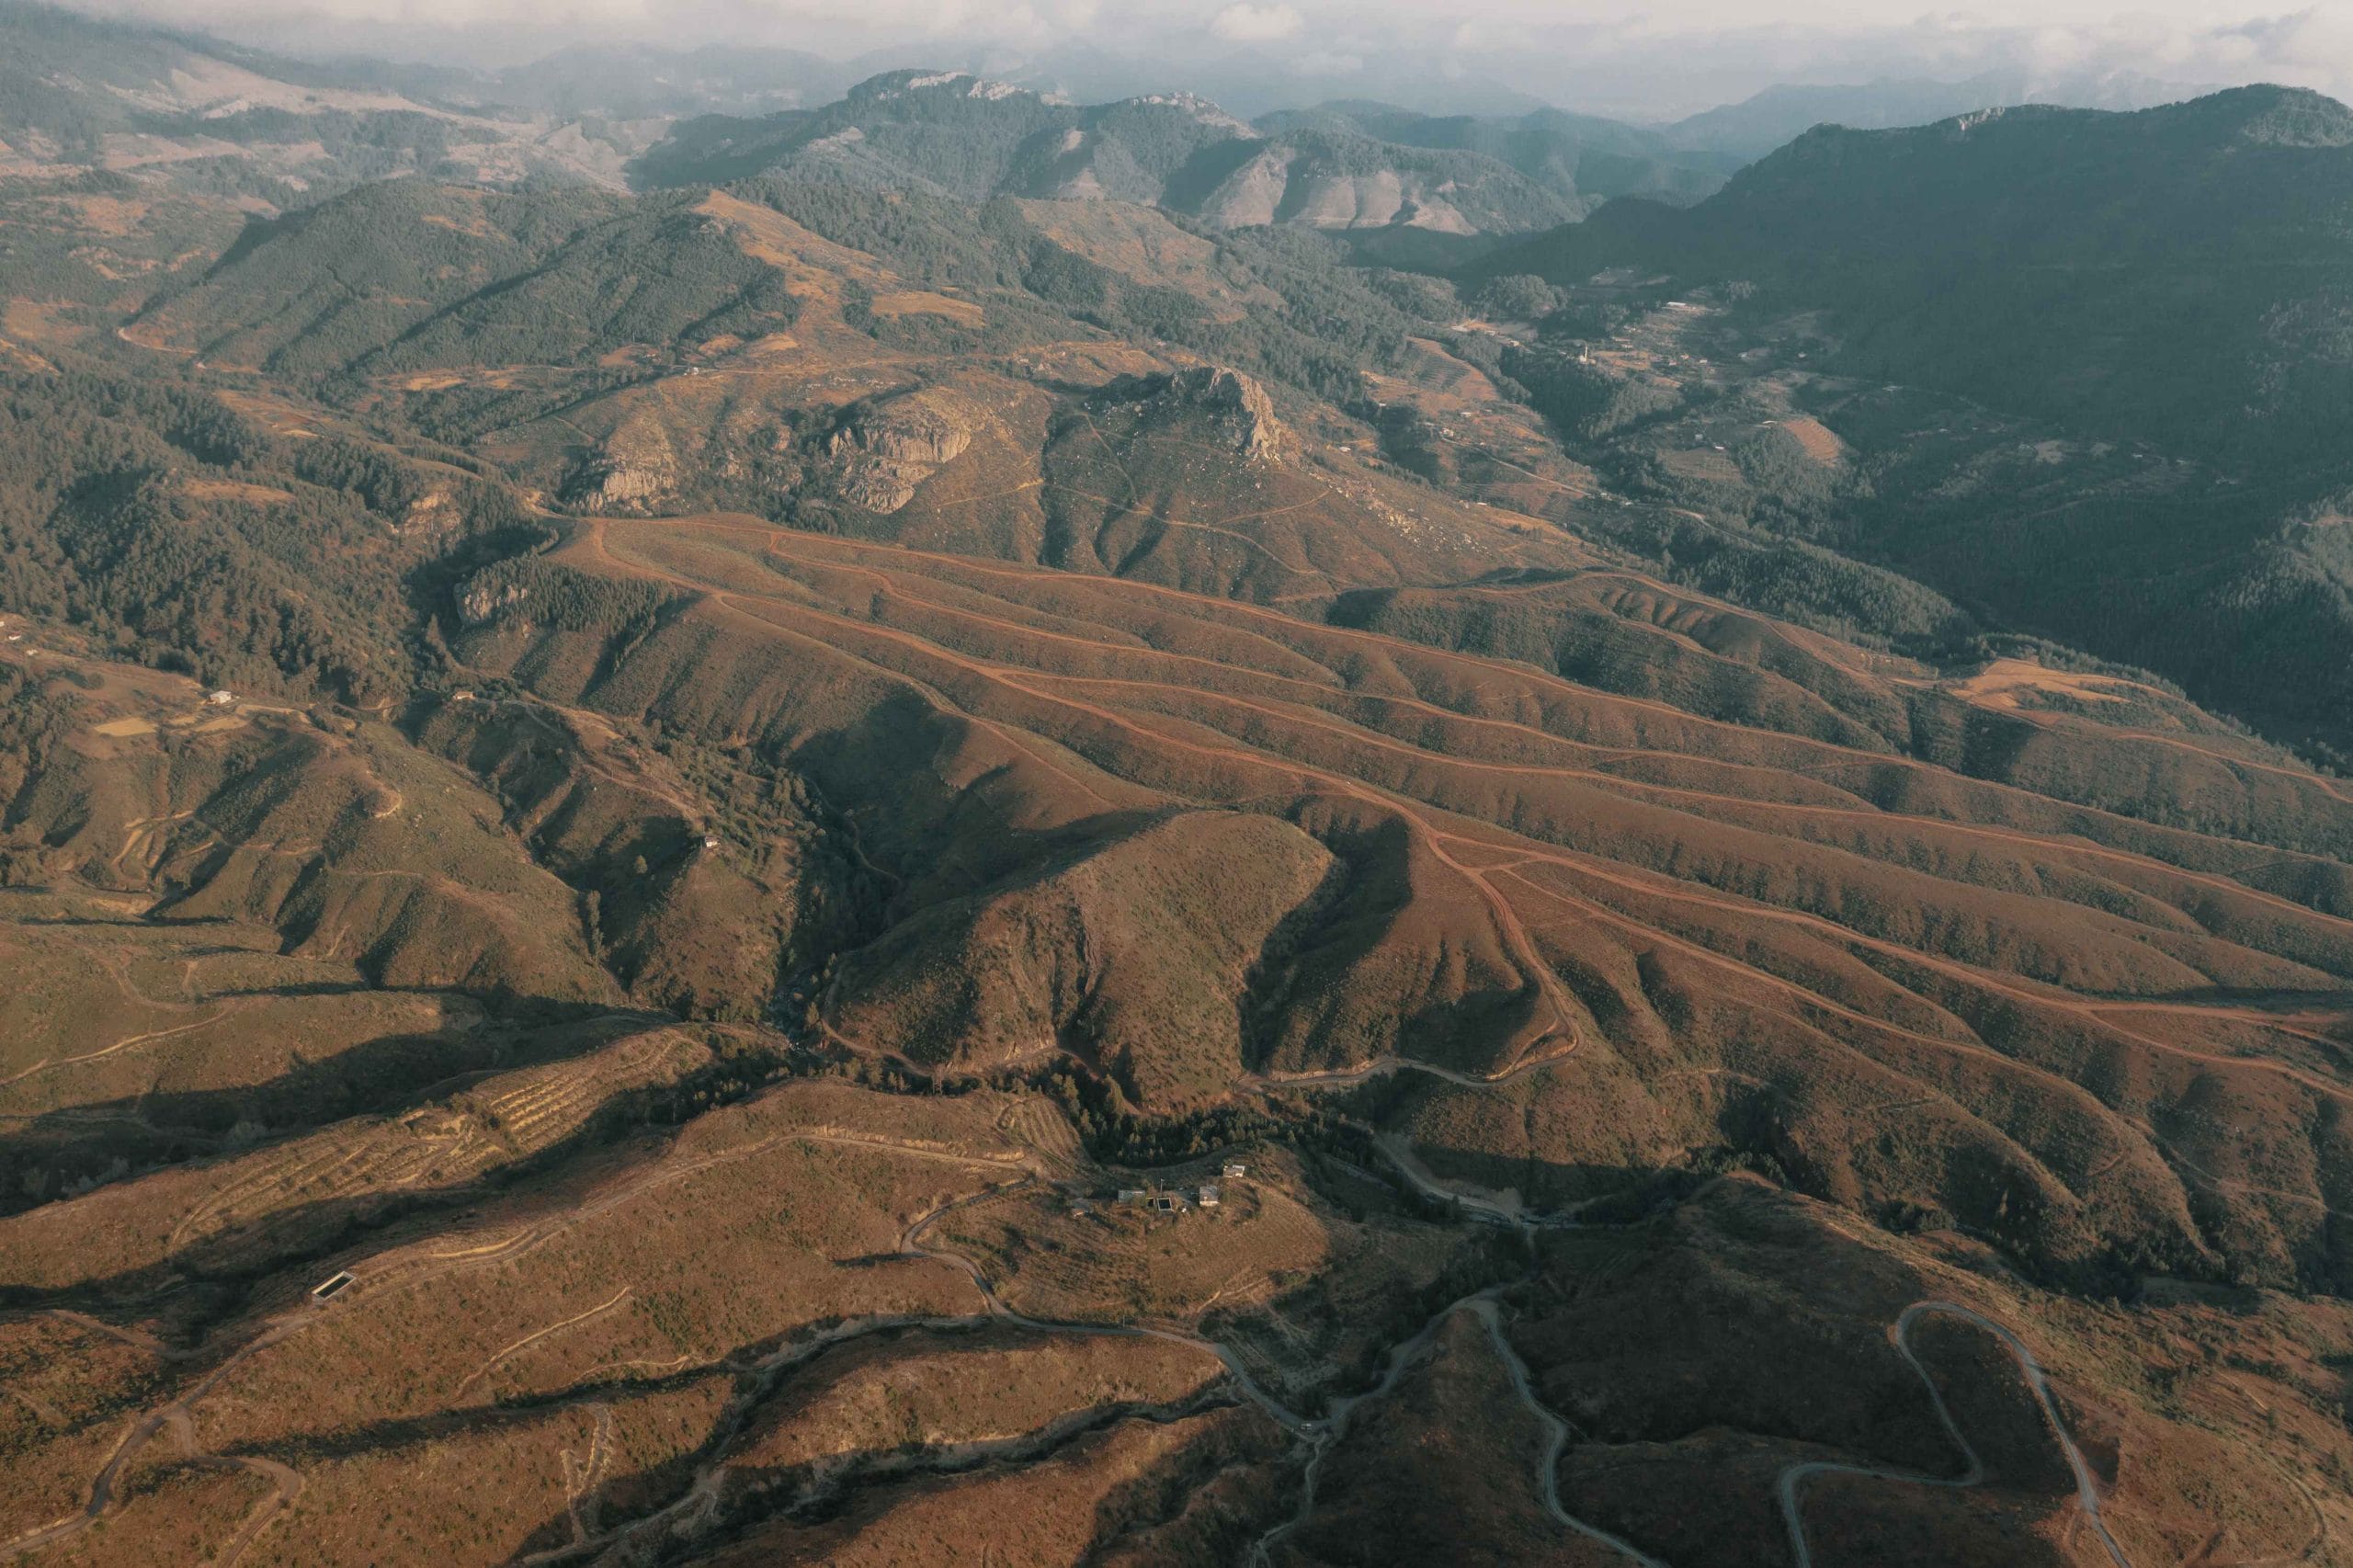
585 519 1582 1070
1465 1296 1672 1568
1775 1300 2133 1568
596 517 2353 1243
0 1119 820 1563
1236 1141 2138 1568
876 588 2353 1110
753 513 2353 885
592 517 2353 1102
530 1131 1640 1565
1465 833 2353 1108
595 517 2353 1250
650 513 2353 829
1238 1184 1654 1566
1244 1047 1570 1095
999 661 2353 942
597 504 2353 1036
610 514 2353 1020
920 623 2353 954
895 1175 1315 1432
0 1300 313 1563
1981 714 2353 810
0 1003 244 1090
3 1068 2125 1568
593 515 1916 770
513 1160 1316 1566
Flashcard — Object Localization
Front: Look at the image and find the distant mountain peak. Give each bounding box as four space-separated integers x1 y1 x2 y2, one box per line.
631 73 1597 234
1767 82 2353 158
850 67 1033 105
2191 82 2353 146
1120 91 1256 137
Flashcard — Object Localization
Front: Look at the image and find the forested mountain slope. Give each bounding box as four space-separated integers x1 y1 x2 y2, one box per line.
1473 85 2353 756
0 0 660 197
1482 86 2353 460
1 23 2351 1567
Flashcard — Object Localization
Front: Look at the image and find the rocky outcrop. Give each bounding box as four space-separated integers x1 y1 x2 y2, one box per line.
1111 366 1291 464
1184 136 1564 236
578 414 682 513
457 574 529 627
823 392 974 513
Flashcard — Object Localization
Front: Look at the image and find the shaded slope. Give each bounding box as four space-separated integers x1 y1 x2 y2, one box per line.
1472 87 2353 755
1480 85 2353 464
1258 100 1737 215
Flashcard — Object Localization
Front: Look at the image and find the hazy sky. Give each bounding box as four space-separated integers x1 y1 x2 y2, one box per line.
62 0 2353 117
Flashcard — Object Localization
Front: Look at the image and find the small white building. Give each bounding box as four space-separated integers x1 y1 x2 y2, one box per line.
206 689 235 706
1196 1185 1221 1209
1222 1162 1247 1179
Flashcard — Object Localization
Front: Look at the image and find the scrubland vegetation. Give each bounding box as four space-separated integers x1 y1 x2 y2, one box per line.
2 27 2351 1563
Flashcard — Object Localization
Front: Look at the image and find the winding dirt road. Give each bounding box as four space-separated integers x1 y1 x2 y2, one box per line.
0 1309 312 1563
1466 1297 1670 1568
1777 1300 2133 1568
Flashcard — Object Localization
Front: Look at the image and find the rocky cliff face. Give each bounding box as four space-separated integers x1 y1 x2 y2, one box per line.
578 414 684 513
1190 145 1522 236
456 574 529 627
1127 365 1292 464
823 392 975 513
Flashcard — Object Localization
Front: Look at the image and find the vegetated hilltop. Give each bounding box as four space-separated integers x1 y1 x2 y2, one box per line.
1472 85 2353 755
1481 85 2353 462
1657 67 2212 159
1258 99 1741 214
632 69 1583 237
97 172 1570 572
3 30 2353 1564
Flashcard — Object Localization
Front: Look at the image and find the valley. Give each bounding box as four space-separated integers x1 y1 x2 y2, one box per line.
3 8 2353 1563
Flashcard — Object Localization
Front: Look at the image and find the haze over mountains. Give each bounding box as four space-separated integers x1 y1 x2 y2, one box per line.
0 0 2247 257
6 1 2353 1564
40 0 2335 120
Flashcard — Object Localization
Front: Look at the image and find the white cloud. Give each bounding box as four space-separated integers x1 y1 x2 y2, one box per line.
1291 49 1364 75
1209 3 1304 43
51 0 2353 117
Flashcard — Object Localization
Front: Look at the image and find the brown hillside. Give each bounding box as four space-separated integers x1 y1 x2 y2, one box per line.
435 513 2353 1292
8 115 2353 1565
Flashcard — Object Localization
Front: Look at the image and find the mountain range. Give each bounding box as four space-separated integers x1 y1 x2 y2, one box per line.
1656 68 2217 157
1473 85 2353 753
620 71 1739 238
2 5 2351 1565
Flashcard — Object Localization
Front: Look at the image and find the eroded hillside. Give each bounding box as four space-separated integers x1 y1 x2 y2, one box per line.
3 47 2352 1568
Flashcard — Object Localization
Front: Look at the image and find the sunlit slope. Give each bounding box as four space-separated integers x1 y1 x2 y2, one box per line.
446 514 2353 1289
